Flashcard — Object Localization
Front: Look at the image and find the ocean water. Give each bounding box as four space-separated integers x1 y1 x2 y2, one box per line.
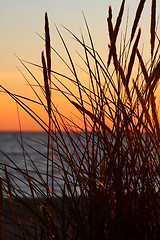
0 131 88 196
0 131 62 196
0 132 159 197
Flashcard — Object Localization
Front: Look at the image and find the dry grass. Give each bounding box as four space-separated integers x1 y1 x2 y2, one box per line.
0 1 160 239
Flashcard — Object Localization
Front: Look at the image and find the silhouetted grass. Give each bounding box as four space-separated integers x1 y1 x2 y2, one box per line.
0 0 160 239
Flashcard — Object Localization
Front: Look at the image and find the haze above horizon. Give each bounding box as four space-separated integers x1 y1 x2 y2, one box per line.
0 0 156 131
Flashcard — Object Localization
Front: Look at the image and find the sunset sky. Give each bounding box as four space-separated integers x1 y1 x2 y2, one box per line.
0 0 157 131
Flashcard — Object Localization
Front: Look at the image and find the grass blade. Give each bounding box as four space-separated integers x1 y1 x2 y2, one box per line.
0 177 3 239
107 6 118 71
137 49 149 82
42 51 51 116
151 0 156 59
126 28 141 85
107 0 125 68
131 0 146 41
45 12 51 82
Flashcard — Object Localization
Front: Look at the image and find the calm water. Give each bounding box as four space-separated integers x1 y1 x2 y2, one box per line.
0 131 62 196
0 132 159 196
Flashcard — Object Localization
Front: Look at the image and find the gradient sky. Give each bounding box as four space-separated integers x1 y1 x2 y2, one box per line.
0 0 156 131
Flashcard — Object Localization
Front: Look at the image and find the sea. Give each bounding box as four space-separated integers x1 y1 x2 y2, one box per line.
0 131 63 196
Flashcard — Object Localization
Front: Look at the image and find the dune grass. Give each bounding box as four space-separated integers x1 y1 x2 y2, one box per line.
0 0 160 239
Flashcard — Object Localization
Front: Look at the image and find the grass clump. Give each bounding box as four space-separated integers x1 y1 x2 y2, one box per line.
0 0 160 239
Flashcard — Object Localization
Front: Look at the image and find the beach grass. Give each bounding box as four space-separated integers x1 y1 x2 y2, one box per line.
0 0 160 239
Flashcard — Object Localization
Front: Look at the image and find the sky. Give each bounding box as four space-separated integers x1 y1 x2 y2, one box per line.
0 0 157 131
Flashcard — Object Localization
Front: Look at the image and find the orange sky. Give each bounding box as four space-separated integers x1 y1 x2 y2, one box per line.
0 0 159 131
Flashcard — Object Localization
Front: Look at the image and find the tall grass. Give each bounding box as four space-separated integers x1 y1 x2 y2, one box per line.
0 0 160 239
